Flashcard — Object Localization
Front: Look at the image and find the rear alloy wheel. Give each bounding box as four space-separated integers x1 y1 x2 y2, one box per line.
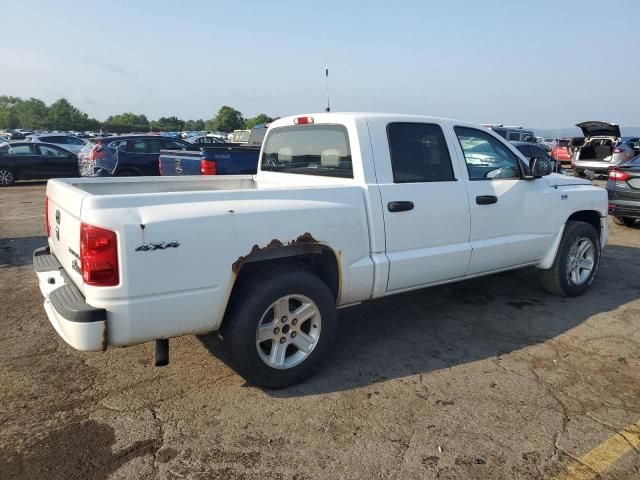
0 168 15 186
222 265 336 388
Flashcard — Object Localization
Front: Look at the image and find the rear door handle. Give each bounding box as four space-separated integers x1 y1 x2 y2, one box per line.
387 201 414 212
476 195 498 205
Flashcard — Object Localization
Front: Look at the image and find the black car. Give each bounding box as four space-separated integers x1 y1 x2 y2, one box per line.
78 135 200 177
511 141 561 173
607 155 640 227
0 142 79 186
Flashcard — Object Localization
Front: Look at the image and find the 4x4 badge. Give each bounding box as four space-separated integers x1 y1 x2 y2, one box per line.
135 241 180 252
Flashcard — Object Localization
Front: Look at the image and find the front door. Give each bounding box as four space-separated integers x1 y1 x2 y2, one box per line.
372 121 472 292
36 144 78 177
452 126 557 275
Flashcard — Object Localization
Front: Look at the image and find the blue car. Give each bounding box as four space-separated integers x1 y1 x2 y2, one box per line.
79 135 199 177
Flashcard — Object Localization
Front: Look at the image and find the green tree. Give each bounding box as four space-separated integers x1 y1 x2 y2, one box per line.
15 98 49 130
184 119 205 131
0 96 22 129
47 98 91 131
206 106 244 133
150 116 185 132
244 113 275 129
106 112 149 127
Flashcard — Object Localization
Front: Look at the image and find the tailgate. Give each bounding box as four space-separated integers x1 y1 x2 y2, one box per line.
160 150 202 176
45 180 88 293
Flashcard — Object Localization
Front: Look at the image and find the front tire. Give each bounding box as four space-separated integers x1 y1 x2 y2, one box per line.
222 265 336 388
537 220 601 297
0 168 15 186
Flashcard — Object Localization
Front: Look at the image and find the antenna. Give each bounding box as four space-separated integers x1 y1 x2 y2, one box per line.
324 30 330 112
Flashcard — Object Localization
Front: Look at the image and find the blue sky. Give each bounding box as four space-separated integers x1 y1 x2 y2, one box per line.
0 0 638 128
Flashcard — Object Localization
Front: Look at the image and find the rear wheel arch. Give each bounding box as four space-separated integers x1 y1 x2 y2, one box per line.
231 245 341 302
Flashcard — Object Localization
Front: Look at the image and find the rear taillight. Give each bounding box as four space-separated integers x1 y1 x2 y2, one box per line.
80 223 119 286
158 155 163 175
609 169 630 181
200 159 217 175
89 142 105 160
45 197 50 238
613 147 624 153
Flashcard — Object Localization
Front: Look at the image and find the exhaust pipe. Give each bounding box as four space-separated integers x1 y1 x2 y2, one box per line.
155 339 169 366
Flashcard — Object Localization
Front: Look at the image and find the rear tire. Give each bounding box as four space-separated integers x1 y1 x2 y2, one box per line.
222 265 336 388
537 220 600 297
612 216 636 227
0 168 15 186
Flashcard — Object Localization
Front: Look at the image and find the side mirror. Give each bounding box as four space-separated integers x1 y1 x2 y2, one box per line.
529 157 552 177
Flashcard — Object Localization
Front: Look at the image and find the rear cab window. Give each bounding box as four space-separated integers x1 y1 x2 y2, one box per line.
261 125 352 178
387 123 455 183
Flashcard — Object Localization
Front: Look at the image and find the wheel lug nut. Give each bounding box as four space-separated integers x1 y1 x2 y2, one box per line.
281 316 288 323
279 337 286 344
291 318 298 326
291 331 297 338
273 327 280 334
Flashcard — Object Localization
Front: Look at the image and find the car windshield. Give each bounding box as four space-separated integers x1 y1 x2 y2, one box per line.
261 124 353 178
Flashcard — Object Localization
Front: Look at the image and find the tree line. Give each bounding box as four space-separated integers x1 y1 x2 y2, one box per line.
0 96 276 133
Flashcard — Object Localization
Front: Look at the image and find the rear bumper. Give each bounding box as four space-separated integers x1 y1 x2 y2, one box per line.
608 199 640 219
33 246 107 351
573 160 615 173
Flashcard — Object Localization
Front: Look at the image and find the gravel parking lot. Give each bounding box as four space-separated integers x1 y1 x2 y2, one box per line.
1 181 639 480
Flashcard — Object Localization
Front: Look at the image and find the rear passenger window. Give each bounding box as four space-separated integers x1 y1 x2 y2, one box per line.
387 123 455 183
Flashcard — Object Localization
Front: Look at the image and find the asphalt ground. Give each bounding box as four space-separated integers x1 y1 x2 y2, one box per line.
0 180 639 480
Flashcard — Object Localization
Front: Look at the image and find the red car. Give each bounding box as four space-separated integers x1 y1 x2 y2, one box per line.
550 139 572 164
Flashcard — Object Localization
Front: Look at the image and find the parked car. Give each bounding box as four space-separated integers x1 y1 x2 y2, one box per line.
0 142 79 186
7 130 27 140
78 135 199 177
607 155 640 227
231 129 251 143
549 139 572 164
34 113 608 388
187 135 226 146
484 124 536 143
26 134 87 154
572 122 639 176
159 144 260 176
511 141 562 173
160 124 269 177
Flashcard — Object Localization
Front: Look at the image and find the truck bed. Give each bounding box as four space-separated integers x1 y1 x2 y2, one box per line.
62 175 258 196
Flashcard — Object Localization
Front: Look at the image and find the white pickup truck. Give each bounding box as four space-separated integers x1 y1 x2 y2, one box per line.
34 113 608 387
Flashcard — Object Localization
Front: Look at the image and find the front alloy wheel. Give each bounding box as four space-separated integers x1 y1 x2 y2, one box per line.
566 237 595 285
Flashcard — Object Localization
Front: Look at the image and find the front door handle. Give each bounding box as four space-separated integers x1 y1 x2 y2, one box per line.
476 195 498 205
388 201 414 212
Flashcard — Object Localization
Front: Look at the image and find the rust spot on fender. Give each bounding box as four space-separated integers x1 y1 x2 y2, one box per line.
232 233 320 274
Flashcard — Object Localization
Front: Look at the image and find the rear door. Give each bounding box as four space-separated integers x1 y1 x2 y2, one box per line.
452 126 557 275
370 120 472 292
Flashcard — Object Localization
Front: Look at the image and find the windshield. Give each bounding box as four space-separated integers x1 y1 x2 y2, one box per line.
261 125 353 178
